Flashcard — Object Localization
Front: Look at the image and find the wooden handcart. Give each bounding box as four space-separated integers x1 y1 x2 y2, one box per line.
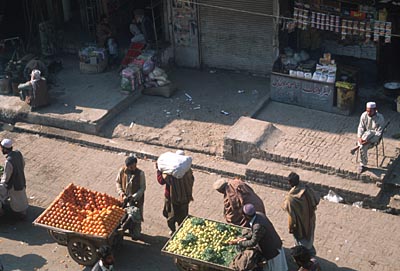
33 220 123 266
161 215 244 271
33 183 125 266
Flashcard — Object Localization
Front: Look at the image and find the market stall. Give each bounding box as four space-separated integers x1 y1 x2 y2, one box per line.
271 52 358 114
272 0 396 115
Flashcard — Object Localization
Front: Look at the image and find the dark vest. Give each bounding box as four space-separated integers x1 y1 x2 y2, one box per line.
253 212 283 260
126 168 144 207
6 150 26 191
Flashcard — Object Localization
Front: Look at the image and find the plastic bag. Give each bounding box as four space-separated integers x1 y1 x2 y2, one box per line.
151 67 167 77
157 79 171 87
107 38 118 56
323 190 343 203
121 77 131 91
142 60 155 75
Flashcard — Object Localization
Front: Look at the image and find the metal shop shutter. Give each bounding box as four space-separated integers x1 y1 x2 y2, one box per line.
199 0 274 74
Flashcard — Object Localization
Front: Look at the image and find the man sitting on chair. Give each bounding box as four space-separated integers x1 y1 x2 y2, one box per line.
351 102 384 173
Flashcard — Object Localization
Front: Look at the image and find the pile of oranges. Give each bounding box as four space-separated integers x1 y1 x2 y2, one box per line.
36 183 125 237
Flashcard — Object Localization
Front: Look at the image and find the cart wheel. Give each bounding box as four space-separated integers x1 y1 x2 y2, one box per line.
175 258 219 271
111 230 124 250
48 230 68 246
175 258 201 271
67 237 98 266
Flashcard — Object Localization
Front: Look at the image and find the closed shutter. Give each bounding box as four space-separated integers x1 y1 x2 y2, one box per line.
199 0 274 74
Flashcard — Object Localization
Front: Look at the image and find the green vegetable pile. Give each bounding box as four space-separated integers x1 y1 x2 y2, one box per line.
165 217 242 266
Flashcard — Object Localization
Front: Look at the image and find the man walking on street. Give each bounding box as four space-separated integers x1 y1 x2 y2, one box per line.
0 139 29 219
282 172 319 257
116 156 146 240
157 154 194 236
351 101 385 173
213 177 265 226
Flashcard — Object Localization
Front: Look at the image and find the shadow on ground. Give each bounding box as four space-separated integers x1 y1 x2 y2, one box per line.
284 247 357 271
82 234 175 271
0 205 52 246
256 96 400 137
0 253 47 271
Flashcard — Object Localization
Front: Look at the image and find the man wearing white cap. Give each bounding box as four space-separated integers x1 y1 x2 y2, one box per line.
351 102 385 173
0 138 28 219
228 204 288 271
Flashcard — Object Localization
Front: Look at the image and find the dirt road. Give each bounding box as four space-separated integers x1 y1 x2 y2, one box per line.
101 68 270 155
1 131 400 271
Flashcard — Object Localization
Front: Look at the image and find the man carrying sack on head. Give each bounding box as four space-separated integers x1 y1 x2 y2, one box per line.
156 150 194 236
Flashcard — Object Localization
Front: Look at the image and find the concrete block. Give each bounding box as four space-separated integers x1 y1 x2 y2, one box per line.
223 117 282 164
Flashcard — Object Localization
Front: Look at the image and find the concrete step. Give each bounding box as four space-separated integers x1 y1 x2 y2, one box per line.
10 122 383 209
12 122 247 179
0 89 142 135
224 116 391 183
245 158 381 204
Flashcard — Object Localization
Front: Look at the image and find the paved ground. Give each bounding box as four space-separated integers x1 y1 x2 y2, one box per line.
0 131 399 271
256 100 400 180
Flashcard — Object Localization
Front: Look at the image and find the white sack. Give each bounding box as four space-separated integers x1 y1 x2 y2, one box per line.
157 152 192 179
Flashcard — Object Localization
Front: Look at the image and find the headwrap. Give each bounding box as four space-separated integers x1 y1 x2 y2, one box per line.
242 203 256 216
213 178 227 191
125 155 137 166
366 102 376 109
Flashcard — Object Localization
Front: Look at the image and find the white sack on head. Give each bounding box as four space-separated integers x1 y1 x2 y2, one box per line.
157 152 192 179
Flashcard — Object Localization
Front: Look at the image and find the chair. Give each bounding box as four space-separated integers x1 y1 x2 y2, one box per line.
356 121 390 167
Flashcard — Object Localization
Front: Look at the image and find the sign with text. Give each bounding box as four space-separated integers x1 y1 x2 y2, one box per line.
271 73 335 113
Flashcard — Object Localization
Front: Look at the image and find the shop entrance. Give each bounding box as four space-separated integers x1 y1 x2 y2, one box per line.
198 0 275 74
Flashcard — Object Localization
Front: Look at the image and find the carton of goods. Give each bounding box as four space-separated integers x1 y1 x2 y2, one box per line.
80 58 108 74
162 216 243 269
34 183 124 238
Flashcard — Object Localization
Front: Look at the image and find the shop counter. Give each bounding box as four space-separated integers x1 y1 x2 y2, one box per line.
270 72 352 115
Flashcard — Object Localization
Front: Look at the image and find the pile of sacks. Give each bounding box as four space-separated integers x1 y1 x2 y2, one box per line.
142 62 176 98
144 65 170 89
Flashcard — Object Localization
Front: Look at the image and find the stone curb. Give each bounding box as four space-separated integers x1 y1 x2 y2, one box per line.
224 137 384 183
9 122 392 212
11 122 246 180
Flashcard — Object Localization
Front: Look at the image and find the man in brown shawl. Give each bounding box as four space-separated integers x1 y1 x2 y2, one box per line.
157 151 195 236
282 172 319 257
213 178 265 226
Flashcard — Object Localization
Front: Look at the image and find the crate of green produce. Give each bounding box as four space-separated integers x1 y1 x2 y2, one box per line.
161 215 245 271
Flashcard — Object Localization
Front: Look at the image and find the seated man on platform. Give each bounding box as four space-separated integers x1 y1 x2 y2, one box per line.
351 101 385 173
17 69 49 110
